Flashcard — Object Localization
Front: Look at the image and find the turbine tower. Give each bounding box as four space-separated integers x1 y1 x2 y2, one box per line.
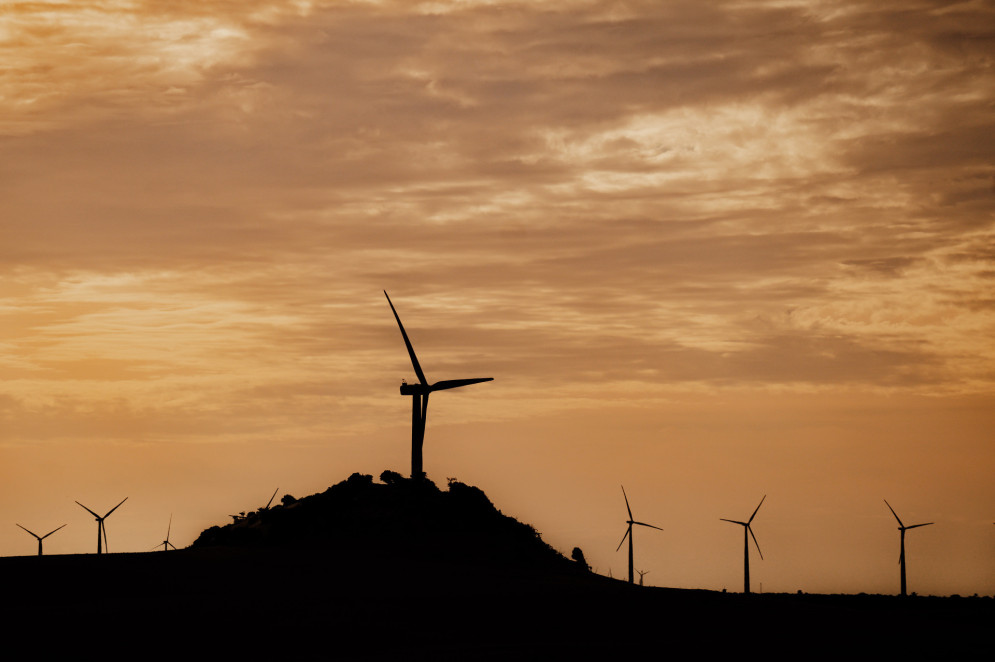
884 499 933 597
16 523 67 556
384 291 493 479
75 497 128 555
154 514 177 551
615 485 662 584
721 494 765 594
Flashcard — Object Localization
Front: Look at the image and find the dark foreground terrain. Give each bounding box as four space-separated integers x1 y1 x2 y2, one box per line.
4 474 991 658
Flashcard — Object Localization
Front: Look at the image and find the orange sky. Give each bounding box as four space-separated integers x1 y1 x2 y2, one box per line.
2 0 994 595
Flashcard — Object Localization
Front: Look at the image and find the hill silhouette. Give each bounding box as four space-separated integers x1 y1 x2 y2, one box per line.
191 471 576 573
2 471 991 658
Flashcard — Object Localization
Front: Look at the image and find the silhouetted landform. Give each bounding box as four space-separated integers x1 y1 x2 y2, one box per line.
3 473 991 658
191 471 572 573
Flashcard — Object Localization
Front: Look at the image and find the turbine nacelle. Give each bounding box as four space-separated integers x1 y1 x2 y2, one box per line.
400 378 492 396
400 382 426 396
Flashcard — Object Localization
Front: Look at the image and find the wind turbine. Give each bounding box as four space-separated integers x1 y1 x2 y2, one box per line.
262 488 279 511
884 499 933 597
16 523 67 556
384 291 493 478
153 514 177 551
615 485 663 584
637 569 649 586
75 497 128 554
721 494 765 594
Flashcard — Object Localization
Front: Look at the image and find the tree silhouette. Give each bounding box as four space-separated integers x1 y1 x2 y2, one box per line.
380 470 404 485
571 547 590 571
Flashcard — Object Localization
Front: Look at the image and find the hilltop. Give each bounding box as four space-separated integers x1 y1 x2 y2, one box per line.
190 471 580 573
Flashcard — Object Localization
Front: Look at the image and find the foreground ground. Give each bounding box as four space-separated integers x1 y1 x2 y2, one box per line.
5 475 990 657
3 547 991 658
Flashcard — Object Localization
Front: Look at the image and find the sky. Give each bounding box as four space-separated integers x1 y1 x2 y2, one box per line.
1 0 993 596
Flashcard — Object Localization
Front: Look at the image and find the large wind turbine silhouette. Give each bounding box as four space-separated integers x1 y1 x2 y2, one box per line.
615 486 662 584
884 499 933 596
75 497 128 554
16 523 67 556
384 291 493 478
721 495 765 594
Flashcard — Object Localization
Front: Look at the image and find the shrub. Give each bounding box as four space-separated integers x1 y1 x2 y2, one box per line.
380 470 404 485
571 547 590 571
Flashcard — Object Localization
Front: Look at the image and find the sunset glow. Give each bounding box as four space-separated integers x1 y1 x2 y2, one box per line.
2 0 993 596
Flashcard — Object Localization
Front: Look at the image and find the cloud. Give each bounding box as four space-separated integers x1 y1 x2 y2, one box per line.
1 0 993 453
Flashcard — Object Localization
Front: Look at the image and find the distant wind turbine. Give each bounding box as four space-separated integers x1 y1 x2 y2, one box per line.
153 514 177 551
16 523 67 556
616 486 662 584
721 495 765 594
637 569 649 586
884 499 933 597
75 497 128 554
384 291 493 478
262 488 279 511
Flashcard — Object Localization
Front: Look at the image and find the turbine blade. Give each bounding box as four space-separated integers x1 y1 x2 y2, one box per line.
41 524 67 539
76 501 100 518
103 522 109 553
168 541 177 550
720 519 747 526
104 496 128 518
749 525 763 560
633 521 663 531
16 523 40 539
884 499 904 527
621 486 633 521
907 522 933 529
748 495 766 524
615 526 631 552
265 488 278 509
166 513 172 540
384 291 428 386
429 377 493 392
